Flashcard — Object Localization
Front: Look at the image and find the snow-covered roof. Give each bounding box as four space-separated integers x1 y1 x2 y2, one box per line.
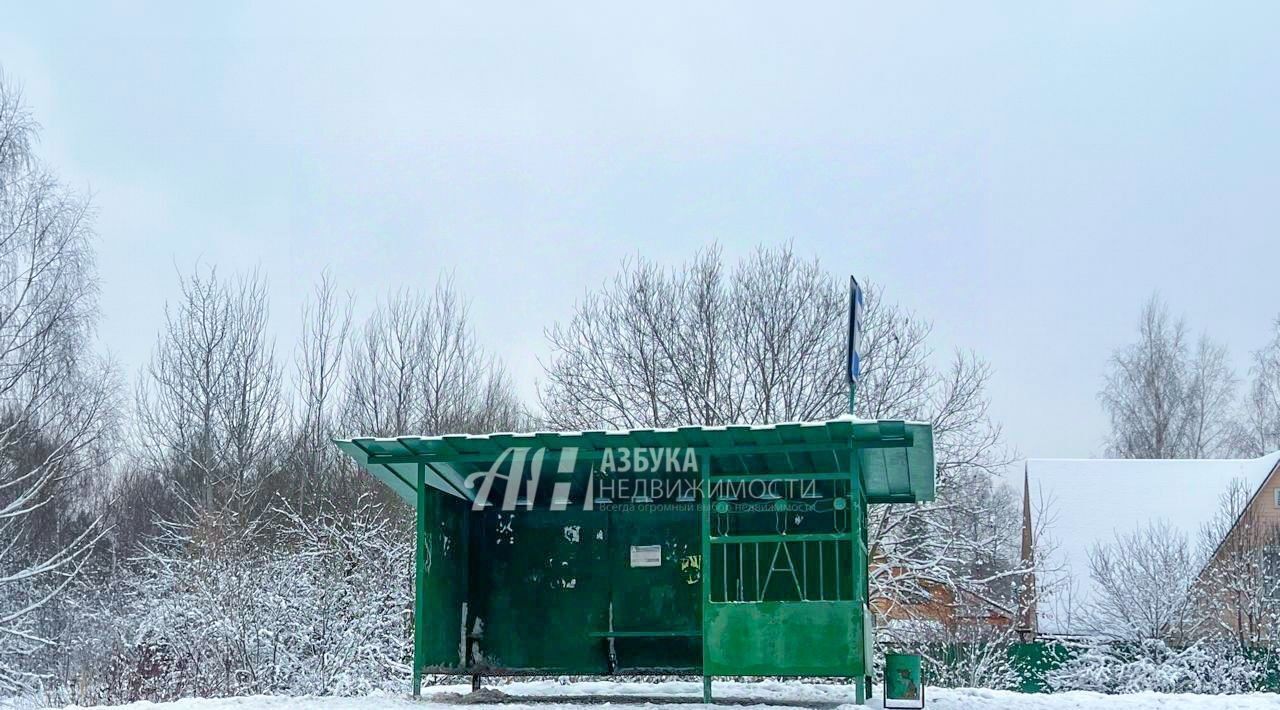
1019 453 1280 635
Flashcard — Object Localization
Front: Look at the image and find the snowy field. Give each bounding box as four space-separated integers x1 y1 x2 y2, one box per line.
39 680 1280 710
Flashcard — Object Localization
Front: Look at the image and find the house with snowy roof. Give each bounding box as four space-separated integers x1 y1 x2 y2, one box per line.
1017 453 1280 639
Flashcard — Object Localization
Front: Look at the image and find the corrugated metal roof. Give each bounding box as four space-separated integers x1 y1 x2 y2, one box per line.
335 415 935 506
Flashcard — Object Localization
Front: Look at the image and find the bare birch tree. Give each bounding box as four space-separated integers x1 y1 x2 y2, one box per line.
135 267 283 515
1187 335 1240 458
342 277 522 438
0 71 116 693
1240 318 1280 457
1100 296 1190 458
285 271 353 510
0 72 33 192
541 245 850 428
1100 295 1239 459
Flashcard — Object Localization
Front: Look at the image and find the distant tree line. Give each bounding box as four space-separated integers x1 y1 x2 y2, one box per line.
1100 294 1280 459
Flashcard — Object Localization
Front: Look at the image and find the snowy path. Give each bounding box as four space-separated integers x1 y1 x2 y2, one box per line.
48 680 1280 709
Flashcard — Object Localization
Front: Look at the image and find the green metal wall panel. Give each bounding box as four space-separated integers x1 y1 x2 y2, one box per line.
469 509 610 674
419 492 469 672
411 490 881 679
608 508 701 672
703 601 867 676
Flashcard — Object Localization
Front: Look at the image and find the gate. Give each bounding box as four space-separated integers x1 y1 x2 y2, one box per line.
699 446 875 703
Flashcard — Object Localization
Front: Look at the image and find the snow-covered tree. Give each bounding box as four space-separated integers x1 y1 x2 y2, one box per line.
0 70 116 694
1194 477 1280 648
1085 520 1195 643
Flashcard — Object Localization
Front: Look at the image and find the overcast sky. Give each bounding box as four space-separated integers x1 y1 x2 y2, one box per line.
2 3 1278 458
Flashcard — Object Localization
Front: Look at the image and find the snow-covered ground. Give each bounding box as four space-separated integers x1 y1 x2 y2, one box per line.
38 680 1280 710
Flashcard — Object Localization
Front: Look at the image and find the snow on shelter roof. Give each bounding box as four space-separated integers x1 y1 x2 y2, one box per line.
334 415 935 507
1022 453 1280 635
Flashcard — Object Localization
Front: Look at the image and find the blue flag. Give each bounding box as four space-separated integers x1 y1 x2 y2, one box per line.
847 276 863 384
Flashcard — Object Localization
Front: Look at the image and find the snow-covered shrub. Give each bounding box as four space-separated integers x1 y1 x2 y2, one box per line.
883 618 1020 691
273 497 414 696
1167 639 1259 694
87 495 413 703
1043 641 1116 693
1045 637 1260 694
928 639 1020 691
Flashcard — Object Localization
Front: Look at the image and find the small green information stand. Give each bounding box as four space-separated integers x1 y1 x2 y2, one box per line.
884 653 924 708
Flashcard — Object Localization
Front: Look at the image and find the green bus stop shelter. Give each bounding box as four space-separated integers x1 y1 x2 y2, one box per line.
336 414 934 704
